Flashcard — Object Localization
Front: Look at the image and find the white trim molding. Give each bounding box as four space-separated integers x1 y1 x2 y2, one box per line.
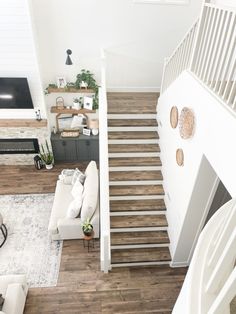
133 0 189 5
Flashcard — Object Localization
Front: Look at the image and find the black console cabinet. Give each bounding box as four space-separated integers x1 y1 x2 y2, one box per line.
51 133 99 162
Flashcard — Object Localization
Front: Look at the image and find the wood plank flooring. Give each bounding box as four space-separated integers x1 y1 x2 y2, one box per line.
0 164 187 313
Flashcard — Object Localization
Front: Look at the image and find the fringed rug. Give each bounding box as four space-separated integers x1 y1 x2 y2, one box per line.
0 193 62 288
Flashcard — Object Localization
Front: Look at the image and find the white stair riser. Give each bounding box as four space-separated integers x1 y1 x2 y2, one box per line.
111 227 168 232
111 243 169 249
109 180 163 186
109 152 160 158
108 114 157 119
110 211 166 216
110 195 164 201
108 139 159 145
108 126 158 132
111 261 170 267
109 166 161 171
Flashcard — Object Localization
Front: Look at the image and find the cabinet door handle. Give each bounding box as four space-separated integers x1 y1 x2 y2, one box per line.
86 141 90 146
62 141 66 146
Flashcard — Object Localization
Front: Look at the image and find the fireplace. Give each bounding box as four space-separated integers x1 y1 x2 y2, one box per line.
0 138 39 154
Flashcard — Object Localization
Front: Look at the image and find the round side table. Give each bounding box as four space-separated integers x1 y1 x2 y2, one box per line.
83 231 95 252
0 214 7 248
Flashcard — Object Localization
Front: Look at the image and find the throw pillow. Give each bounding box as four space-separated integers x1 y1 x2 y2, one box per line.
71 180 83 199
66 197 83 219
58 169 75 185
71 168 86 185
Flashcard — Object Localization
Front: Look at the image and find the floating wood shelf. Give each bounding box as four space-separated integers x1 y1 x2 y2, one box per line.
50 107 95 131
47 87 95 93
0 119 48 128
50 107 95 115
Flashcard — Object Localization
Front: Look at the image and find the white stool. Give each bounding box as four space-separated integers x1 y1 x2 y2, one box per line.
0 213 7 248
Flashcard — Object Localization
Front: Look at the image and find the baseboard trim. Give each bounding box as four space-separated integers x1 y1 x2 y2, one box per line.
170 261 189 268
107 86 161 93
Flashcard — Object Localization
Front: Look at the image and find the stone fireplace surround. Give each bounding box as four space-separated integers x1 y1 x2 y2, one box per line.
0 119 50 165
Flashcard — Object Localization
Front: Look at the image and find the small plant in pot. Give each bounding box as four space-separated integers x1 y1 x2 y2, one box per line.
82 218 93 236
40 140 54 170
72 97 81 110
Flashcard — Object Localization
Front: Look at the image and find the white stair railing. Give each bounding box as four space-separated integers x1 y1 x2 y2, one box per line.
99 48 111 273
161 1 236 111
173 198 236 314
191 3 236 109
161 20 199 92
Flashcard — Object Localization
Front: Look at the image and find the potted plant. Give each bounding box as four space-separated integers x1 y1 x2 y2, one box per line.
72 97 81 110
40 140 54 170
75 69 99 110
82 218 93 236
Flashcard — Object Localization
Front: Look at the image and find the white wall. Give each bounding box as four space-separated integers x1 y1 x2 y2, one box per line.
158 71 236 264
0 0 47 119
30 0 202 91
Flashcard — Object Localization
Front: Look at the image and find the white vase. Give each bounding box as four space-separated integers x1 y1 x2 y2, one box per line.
46 164 53 170
92 128 99 136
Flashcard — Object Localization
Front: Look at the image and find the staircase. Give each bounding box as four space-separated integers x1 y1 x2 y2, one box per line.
107 92 171 267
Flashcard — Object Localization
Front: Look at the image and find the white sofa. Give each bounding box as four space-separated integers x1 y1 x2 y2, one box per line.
0 275 28 314
48 161 99 240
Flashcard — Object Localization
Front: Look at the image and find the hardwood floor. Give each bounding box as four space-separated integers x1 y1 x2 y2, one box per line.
0 162 89 195
0 164 187 313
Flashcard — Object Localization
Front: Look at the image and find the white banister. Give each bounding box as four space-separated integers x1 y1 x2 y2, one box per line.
162 2 236 111
208 202 236 267
208 266 236 314
206 229 236 294
161 19 199 92
99 48 111 273
173 198 236 314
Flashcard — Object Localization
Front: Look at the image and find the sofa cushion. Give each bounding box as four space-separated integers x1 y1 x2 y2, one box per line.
71 180 83 199
80 161 98 223
66 196 82 219
48 180 73 233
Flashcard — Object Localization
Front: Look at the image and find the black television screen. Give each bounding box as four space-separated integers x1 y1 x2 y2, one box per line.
0 78 34 109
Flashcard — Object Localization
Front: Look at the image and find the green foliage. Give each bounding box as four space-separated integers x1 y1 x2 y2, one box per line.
75 69 99 110
82 218 93 233
44 70 99 109
44 83 57 95
73 97 79 103
40 140 54 165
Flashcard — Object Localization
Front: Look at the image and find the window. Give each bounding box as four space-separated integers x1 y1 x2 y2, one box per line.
133 0 189 5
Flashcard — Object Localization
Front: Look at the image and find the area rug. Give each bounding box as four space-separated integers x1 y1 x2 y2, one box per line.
0 194 62 288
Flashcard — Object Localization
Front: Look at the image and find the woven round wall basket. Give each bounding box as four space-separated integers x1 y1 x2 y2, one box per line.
179 107 195 139
176 148 184 166
170 106 178 129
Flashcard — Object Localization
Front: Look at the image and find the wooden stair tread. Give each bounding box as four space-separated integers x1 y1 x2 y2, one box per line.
110 215 167 228
109 144 160 153
111 231 169 245
110 185 164 196
111 247 171 264
109 171 163 181
110 199 166 212
108 131 159 140
107 92 159 99
108 119 157 127
109 157 162 167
